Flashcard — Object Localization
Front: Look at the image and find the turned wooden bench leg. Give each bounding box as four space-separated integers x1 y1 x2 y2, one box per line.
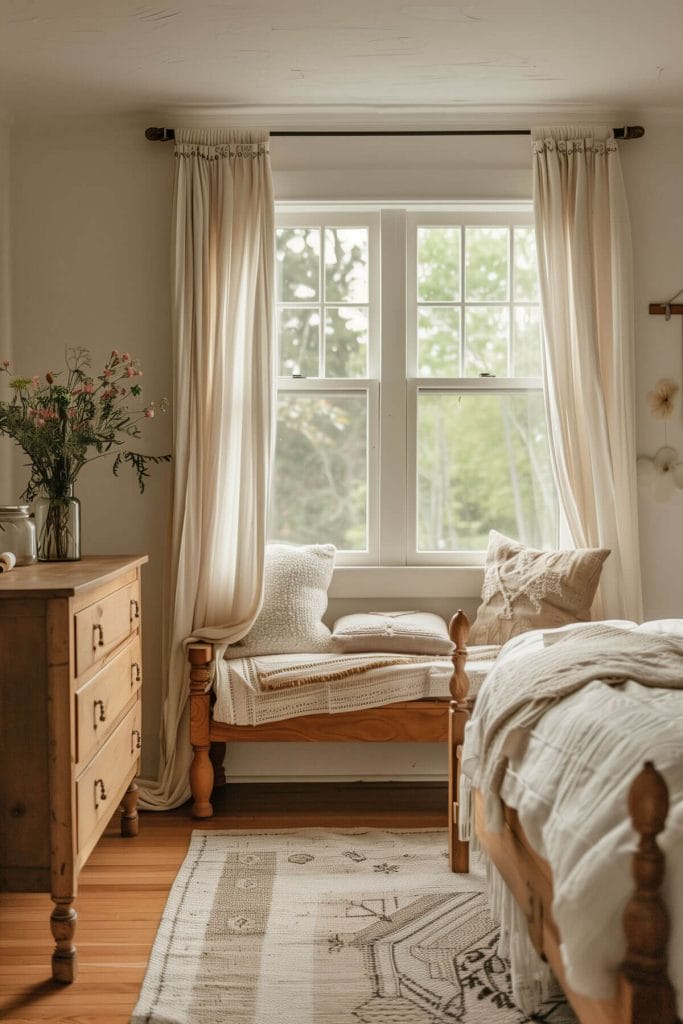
449 702 470 872
189 644 214 818
50 897 77 983
448 610 470 873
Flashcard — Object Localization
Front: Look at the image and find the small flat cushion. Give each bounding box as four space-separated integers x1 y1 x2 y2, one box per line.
332 611 454 655
469 530 610 646
227 543 336 658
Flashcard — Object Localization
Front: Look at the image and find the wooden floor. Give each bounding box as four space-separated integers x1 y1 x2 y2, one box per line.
0 782 447 1024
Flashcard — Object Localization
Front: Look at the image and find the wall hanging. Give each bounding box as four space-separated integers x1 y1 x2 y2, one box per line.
636 378 683 501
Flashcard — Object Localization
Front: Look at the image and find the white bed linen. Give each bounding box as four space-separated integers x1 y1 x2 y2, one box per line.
212 647 499 726
461 619 683 1016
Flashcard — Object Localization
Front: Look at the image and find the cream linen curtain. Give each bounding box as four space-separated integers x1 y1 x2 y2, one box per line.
532 126 642 620
139 128 275 809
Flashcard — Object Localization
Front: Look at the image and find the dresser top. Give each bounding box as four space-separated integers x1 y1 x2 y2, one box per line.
0 554 148 597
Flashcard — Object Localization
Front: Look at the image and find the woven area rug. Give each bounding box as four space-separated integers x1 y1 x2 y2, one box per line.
131 828 574 1024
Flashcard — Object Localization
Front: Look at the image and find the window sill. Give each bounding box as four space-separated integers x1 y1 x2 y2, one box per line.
328 565 484 600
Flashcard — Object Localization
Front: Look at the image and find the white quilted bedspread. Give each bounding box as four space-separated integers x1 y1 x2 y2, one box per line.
462 619 683 1016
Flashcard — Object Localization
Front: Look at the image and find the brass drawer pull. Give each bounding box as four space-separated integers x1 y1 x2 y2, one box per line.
131 729 142 754
131 661 141 686
94 778 107 809
93 623 104 648
130 598 140 621
93 699 106 727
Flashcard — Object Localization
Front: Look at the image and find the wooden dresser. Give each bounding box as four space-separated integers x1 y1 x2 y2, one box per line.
0 555 147 982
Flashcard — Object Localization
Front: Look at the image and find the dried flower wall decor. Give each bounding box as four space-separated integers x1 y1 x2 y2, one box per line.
636 377 683 501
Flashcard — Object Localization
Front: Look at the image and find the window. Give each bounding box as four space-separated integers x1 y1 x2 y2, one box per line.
270 205 558 566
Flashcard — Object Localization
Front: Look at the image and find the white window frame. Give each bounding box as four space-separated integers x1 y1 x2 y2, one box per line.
274 209 381 565
273 201 552 572
405 209 547 565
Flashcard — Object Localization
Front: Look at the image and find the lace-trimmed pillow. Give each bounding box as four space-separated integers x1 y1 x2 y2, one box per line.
469 531 610 646
332 611 454 655
226 543 336 658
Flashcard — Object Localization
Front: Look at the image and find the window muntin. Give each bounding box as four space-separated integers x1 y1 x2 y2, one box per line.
270 205 558 566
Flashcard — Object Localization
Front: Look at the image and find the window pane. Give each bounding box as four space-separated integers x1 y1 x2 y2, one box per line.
417 227 460 302
514 227 540 301
465 227 509 301
278 308 320 377
514 306 543 377
464 306 509 376
417 391 557 551
276 228 320 302
324 228 368 303
270 394 368 550
325 307 368 378
418 306 461 377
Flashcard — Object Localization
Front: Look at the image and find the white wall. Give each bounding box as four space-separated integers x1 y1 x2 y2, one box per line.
620 122 683 619
5 117 683 784
0 113 13 497
6 117 173 777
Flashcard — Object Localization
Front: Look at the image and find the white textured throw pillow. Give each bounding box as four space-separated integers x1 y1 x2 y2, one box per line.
332 611 454 655
226 543 336 657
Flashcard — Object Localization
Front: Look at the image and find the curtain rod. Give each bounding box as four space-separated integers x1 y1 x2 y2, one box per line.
145 126 645 142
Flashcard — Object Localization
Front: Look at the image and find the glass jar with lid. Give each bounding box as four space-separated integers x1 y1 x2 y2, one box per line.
0 505 37 565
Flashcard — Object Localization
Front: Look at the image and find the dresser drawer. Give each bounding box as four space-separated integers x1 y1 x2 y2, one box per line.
76 699 142 854
75 579 141 676
75 636 142 766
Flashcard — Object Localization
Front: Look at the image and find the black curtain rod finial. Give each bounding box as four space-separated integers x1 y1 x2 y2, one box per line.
145 126 175 142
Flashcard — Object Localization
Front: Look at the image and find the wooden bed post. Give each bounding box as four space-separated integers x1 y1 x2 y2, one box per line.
448 610 470 873
621 762 678 1024
188 643 214 818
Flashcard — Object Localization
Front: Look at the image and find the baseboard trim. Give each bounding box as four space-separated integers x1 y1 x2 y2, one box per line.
222 773 446 784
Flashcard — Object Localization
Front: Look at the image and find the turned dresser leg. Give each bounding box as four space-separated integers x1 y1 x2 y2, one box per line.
121 780 139 837
50 898 77 983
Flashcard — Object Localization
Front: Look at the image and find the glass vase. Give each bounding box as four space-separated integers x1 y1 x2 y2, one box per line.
34 488 81 561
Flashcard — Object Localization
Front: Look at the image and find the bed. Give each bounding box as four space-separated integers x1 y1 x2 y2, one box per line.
452 618 682 1024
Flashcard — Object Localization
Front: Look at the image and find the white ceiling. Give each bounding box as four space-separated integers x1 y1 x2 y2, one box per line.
1 0 682 121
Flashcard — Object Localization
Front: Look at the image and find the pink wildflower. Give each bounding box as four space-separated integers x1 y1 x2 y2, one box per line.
83 383 94 394
31 375 40 388
111 349 120 358
103 368 113 378
126 366 135 377
144 406 155 418
1 359 9 369
122 352 131 362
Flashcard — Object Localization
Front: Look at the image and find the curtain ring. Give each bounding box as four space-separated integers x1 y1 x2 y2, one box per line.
665 304 672 321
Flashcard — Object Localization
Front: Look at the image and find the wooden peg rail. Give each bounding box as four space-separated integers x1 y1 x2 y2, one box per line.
649 304 683 316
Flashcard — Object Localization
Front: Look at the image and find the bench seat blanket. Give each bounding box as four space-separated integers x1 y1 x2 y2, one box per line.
212 646 499 726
